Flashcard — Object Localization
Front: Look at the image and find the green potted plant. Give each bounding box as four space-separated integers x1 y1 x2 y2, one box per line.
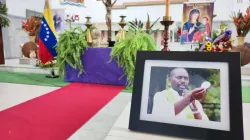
0 2 10 64
110 29 157 87
111 14 159 87
56 26 88 76
0 2 10 28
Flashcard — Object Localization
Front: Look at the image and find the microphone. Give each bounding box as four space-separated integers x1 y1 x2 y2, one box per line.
183 88 196 111
182 89 189 96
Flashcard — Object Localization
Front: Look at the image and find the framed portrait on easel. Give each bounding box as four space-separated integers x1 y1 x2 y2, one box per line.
129 51 244 140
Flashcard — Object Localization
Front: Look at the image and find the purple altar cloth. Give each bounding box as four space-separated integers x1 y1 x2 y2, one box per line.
64 48 127 86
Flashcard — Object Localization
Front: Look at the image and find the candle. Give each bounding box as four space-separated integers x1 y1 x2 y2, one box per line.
86 12 90 17
121 12 125 16
166 0 170 17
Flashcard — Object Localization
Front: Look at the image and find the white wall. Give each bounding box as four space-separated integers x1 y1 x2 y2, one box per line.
5 0 249 22
50 0 106 23
6 0 45 17
2 0 250 58
50 0 237 23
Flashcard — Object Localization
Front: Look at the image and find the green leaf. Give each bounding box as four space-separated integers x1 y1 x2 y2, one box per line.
110 30 157 87
147 13 150 22
56 26 88 76
0 2 10 27
150 17 160 29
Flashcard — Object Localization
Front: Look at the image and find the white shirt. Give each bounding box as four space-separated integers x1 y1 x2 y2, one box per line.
152 88 209 120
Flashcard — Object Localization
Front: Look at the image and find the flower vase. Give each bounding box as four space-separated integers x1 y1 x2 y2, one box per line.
29 36 36 43
237 36 245 47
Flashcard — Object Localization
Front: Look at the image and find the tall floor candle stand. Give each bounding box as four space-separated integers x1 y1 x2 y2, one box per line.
85 16 93 46
118 15 126 40
160 16 174 51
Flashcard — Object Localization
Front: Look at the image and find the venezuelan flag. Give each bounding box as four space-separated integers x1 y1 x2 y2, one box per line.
38 0 57 63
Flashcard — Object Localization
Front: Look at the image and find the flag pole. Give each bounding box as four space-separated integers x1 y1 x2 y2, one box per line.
45 60 59 78
39 0 59 79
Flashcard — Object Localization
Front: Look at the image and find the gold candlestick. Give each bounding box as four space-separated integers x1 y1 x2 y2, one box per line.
84 16 93 45
160 16 174 51
118 15 127 40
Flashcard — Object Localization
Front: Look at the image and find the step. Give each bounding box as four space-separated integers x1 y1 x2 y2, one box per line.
19 58 37 65
0 64 58 74
242 64 250 76
242 75 250 86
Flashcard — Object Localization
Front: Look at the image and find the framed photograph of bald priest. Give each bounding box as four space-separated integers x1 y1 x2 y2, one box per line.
129 51 244 140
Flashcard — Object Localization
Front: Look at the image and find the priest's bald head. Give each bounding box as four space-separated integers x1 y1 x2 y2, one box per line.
169 68 190 94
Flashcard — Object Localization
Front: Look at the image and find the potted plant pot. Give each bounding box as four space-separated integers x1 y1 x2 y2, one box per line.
108 41 115 47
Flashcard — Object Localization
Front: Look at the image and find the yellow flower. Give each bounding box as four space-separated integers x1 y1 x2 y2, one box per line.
206 46 212 51
206 42 212 47
220 25 225 30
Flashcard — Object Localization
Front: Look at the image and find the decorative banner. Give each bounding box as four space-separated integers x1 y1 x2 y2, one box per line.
59 0 84 7
180 2 214 45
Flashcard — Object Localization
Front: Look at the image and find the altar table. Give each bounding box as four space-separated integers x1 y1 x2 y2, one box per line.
64 48 127 86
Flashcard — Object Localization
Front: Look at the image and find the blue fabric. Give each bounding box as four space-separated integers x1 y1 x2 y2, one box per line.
64 48 127 86
40 17 57 57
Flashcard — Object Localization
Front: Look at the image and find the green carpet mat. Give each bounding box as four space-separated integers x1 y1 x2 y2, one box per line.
0 71 249 103
242 86 250 103
0 71 69 87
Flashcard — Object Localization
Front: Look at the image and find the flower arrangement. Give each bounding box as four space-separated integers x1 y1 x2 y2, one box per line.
22 16 41 36
231 6 250 37
36 60 56 68
212 22 228 40
195 30 233 52
128 14 160 35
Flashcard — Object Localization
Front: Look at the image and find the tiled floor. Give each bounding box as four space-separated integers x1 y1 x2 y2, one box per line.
106 103 250 140
0 83 59 111
0 83 249 140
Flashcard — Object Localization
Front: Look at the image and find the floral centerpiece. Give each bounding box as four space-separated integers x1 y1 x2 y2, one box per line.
36 60 56 68
231 6 250 47
195 30 233 52
212 22 228 41
22 16 41 42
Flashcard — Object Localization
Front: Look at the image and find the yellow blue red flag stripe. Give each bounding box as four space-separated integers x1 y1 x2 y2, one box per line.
38 0 57 63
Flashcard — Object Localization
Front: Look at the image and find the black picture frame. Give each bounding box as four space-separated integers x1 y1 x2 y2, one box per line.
129 51 243 140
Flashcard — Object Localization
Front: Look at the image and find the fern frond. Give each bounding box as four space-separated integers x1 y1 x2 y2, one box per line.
110 30 157 87
56 26 88 76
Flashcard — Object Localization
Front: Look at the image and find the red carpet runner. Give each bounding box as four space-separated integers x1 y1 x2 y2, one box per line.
0 83 124 140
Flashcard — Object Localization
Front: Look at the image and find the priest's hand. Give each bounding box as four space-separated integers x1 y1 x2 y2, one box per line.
191 88 206 100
